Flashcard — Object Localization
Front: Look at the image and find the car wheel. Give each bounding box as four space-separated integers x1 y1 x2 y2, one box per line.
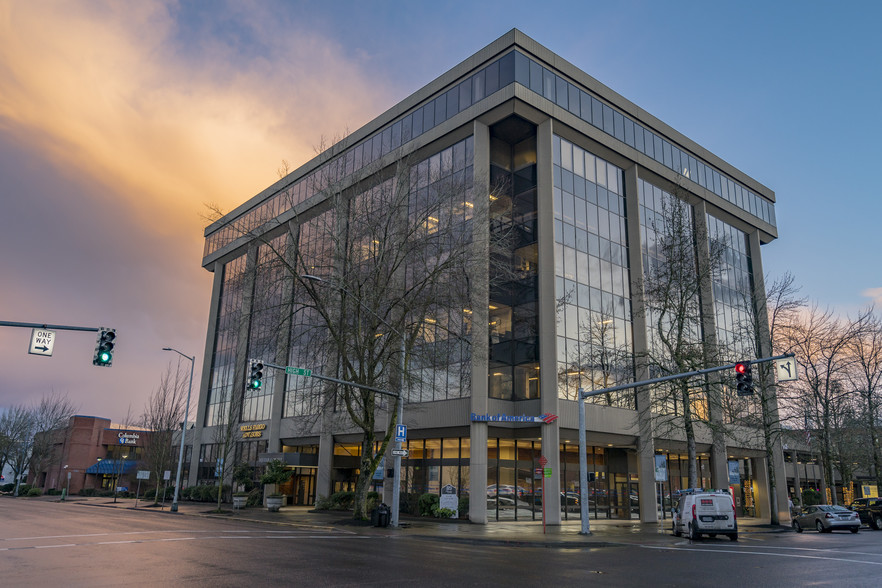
874 515 882 530
729 533 738 542
851 527 859 534
689 523 700 541
816 520 826 533
672 521 681 537
793 521 802 533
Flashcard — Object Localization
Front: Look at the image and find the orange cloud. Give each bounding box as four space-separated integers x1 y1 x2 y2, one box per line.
0 0 394 239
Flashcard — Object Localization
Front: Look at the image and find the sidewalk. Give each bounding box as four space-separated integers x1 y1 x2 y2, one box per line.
63 496 789 547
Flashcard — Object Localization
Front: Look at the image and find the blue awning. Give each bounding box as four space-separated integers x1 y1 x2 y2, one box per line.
85 459 138 475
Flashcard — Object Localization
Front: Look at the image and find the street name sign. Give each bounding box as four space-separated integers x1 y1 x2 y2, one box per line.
285 366 312 377
28 328 56 356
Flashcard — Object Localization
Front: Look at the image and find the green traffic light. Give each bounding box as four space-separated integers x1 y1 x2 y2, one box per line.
99 351 112 363
250 379 261 389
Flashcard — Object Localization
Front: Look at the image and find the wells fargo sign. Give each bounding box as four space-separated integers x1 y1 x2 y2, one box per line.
240 423 267 438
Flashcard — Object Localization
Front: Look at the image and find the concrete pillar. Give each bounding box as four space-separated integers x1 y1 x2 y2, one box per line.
754 456 771 520
748 229 790 523
536 117 561 525
316 431 334 500
468 119 491 524
623 164 657 523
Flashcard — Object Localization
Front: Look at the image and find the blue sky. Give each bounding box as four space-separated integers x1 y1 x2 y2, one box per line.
1 0 879 421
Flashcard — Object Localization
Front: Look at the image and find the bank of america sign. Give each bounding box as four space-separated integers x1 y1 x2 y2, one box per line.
470 412 558 424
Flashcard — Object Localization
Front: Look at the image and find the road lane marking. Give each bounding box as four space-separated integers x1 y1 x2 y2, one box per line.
0 533 376 553
641 544 882 566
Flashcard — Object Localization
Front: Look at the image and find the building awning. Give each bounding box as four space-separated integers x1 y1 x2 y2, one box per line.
85 459 138 475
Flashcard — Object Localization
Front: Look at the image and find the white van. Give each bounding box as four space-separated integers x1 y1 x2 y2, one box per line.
671 489 738 541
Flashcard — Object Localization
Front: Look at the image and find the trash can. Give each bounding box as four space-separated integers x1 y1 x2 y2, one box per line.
373 503 390 527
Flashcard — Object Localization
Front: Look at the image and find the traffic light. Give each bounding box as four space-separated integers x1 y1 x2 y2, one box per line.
735 361 753 396
93 328 116 367
248 360 263 390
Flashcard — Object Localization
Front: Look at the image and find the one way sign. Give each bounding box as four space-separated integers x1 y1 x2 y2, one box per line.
29 328 56 357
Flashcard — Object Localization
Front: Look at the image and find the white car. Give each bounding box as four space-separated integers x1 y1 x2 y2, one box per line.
671 489 738 541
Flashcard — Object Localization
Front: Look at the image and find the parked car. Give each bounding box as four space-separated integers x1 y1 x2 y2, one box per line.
792 505 860 533
671 489 737 541
848 497 882 530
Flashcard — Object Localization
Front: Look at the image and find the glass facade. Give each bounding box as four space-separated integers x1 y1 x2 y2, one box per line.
638 179 706 416
488 122 539 401
204 54 514 258
205 255 247 426
284 211 335 418
554 135 634 407
708 215 759 422
407 138 475 402
206 48 774 266
242 237 286 422
513 51 775 228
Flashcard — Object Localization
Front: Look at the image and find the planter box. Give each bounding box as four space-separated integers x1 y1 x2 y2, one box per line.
233 496 247 509
266 496 284 512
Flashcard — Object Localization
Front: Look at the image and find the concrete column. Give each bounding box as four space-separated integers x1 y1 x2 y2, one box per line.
792 450 801 503
624 164 657 523
468 119 491 524
536 118 561 525
316 431 334 500
747 229 789 523
754 456 771 520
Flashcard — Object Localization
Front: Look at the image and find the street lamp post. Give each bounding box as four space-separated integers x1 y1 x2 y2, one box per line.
162 347 195 513
302 274 406 527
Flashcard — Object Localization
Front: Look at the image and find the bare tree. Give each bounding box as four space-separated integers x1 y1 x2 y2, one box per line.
139 360 191 504
780 304 861 504
3 392 77 495
0 405 33 493
638 189 725 488
846 307 882 494
735 271 806 524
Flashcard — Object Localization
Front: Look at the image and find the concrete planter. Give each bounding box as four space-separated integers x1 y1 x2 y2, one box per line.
266 496 284 512
233 495 247 509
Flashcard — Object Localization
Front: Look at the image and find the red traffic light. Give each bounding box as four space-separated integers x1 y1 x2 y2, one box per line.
735 363 747 374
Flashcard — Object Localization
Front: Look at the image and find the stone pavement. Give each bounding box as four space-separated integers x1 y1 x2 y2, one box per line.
55 496 790 548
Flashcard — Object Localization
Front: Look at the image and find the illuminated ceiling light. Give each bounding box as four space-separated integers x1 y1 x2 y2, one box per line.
489 194 498 201
463 201 474 208
488 304 498 310
492 372 503 376
463 308 472 314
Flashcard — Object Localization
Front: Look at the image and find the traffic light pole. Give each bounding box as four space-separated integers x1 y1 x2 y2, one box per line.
0 320 99 332
576 352 794 536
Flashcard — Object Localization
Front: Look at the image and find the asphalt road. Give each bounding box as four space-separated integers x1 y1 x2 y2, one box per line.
2 499 882 587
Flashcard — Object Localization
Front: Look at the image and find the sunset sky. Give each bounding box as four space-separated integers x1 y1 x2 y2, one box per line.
1 0 879 423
